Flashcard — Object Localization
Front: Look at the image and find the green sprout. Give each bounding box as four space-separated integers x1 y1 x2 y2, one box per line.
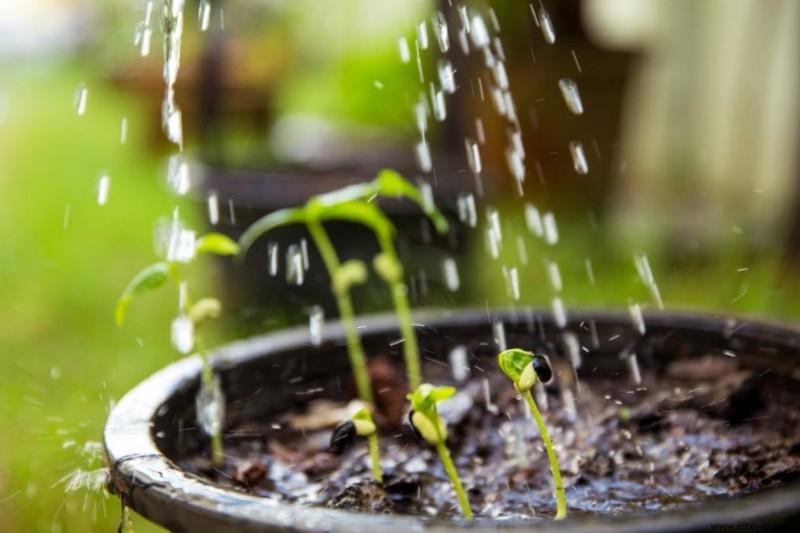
498 348 567 520
407 384 473 520
329 406 382 482
239 169 449 399
115 228 239 468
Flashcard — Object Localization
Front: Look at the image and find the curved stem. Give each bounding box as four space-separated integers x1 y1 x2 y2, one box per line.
435 442 473 520
306 219 374 406
376 233 421 392
523 391 567 519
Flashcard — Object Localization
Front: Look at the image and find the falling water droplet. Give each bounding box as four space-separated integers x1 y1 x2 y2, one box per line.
120 117 128 144
398 36 410 63
169 228 196 263
457 193 477 228
493 61 509 90
490 86 507 116
558 78 584 115
415 139 432 173
569 140 588 174
74 84 88 116
414 95 428 133
493 321 507 351
585 258 596 285
432 10 450 52
138 26 153 57
449 345 469 382
552 297 567 329
475 118 485 144
417 19 429 50
487 206 503 244
196 373 225 436
438 59 456 94
286 244 304 286
198 0 211 31
96 174 110 206
504 266 520 300
629 302 646 335
415 40 424 83
430 83 447 121
548 261 562 293
171 315 194 354
167 154 190 194
625 351 642 385
543 212 559 245
442 257 460 292
505 146 526 185
268 242 279 276
525 203 544 237
562 330 581 368
207 191 219 225
457 27 470 55
464 137 482 175
309 305 324 346
470 14 490 48
539 6 556 44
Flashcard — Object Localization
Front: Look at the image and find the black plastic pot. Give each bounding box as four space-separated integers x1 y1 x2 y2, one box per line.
104 308 800 532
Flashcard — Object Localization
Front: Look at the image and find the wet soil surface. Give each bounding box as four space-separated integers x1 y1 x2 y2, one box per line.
180 354 800 521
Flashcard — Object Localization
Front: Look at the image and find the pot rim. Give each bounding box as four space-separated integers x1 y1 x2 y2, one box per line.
104 307 800 532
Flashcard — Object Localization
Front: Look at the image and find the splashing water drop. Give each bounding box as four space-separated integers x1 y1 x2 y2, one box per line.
432 10 449 53
74 84 88 116
438 59 456 94
634 253 664 310
558 78 584 115
464 137 482 175
196 373 225 436
167 154 190 194
538 6 556 44
286 244 304 286
542 211 559 245
417 19 429 50
569 140 589 174
171 315 194 354
442 257 460 292
207 191 219 225
552 297 567 329
398 36 410 63
457 193 477 228
96 174 110 206
470 14 490 48
309 305 324 346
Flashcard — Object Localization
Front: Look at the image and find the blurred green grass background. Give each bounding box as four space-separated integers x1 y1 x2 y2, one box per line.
1 4 799 532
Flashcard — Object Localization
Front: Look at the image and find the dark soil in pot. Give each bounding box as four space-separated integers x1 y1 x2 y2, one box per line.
107 309 800 532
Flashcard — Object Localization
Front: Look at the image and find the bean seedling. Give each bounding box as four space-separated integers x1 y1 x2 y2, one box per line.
239 169 448 395
498 348 567 519
115 224 239 467
329 405 382 482
407 384 473 520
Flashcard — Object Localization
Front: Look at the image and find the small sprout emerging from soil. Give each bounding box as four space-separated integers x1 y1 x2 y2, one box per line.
330 406 382 482
407 384 473 520
498 348 567 519
115 231 239 468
